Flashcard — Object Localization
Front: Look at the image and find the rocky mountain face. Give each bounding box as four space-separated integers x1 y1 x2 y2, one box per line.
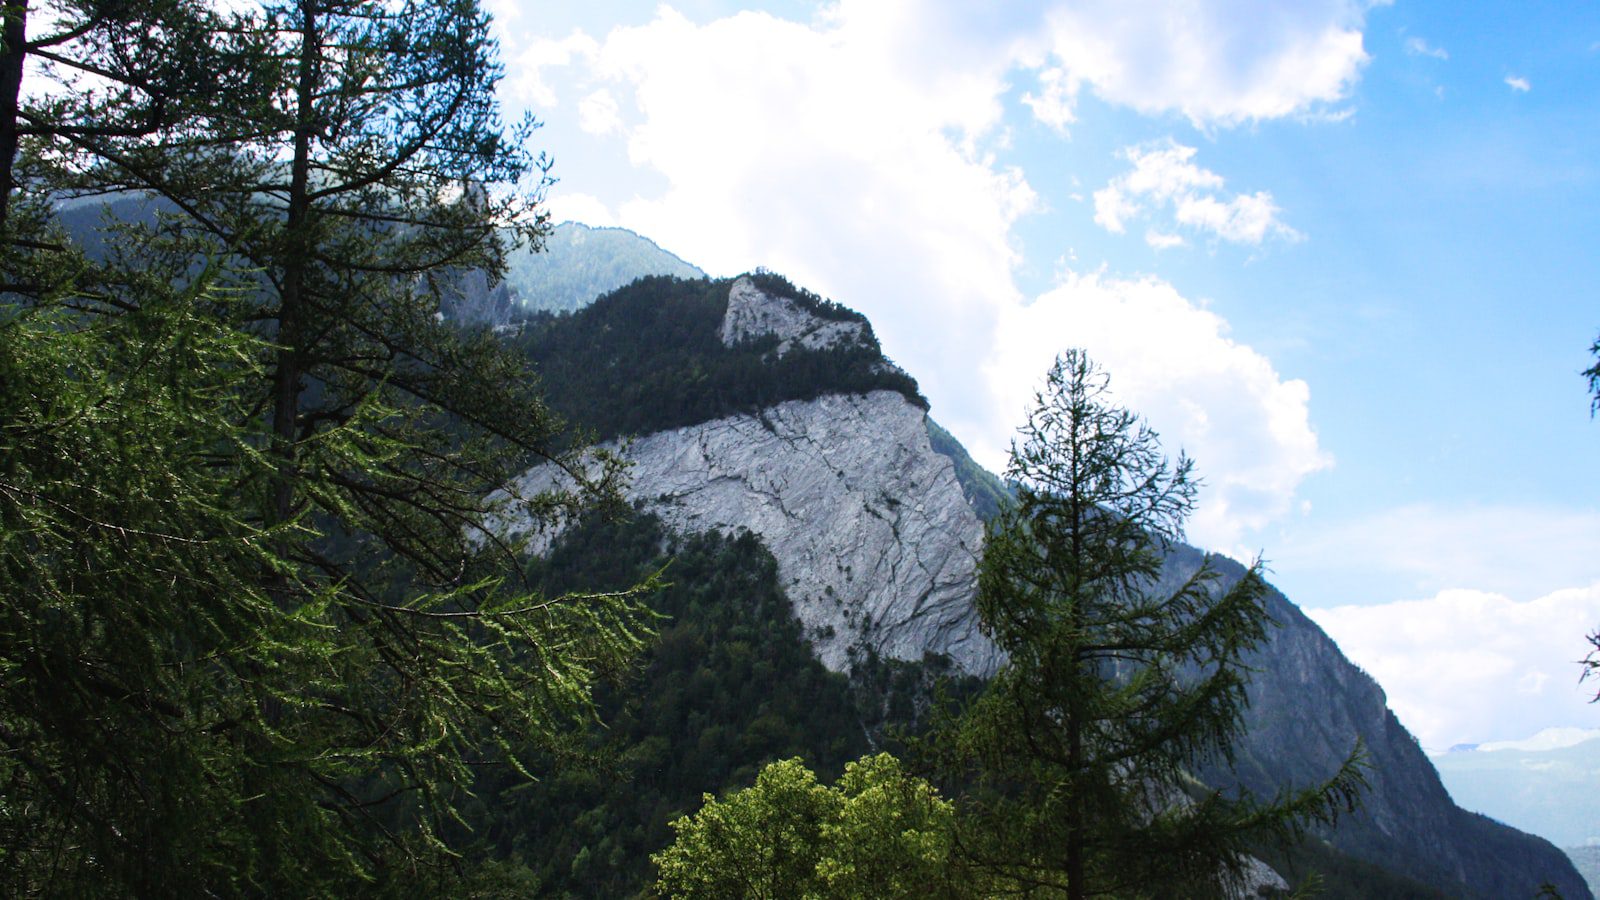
1179 547 1590 897
499 274 1590 898
497 388 1000 675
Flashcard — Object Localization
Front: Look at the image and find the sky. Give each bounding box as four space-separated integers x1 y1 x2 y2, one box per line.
485 0 1600 751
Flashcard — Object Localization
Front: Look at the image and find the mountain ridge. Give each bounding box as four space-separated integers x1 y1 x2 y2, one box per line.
499 268 1590 898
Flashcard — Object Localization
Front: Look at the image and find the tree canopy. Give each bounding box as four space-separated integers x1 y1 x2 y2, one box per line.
652 754 959 900
0 0 652 892
928 349 1365 899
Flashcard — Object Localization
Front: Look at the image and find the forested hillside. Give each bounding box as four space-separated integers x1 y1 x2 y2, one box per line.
462 513 943 894
509 272 924 443
504 221 705 314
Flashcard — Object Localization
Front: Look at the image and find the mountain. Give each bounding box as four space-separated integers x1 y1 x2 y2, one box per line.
1569 846 1600 899
48 203 699 327
492 271 1590 898
503 220 704 315
1429 730 1600 848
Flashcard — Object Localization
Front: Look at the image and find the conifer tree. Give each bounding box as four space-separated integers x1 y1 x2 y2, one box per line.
0 0 652 891
935 350 1364 899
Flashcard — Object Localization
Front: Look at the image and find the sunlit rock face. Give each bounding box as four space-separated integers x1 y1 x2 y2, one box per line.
495 389 1001 675
718 276 869 356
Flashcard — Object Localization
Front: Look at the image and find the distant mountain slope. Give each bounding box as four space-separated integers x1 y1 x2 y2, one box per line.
495 270 1591 898
1429 733 1600 848
1568 846 1600 898
48 204 698 325
1182 546 1590 899
504 221 704 314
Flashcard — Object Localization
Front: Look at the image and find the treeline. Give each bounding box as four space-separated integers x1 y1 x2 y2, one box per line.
461 514 881 895
510 275 927 444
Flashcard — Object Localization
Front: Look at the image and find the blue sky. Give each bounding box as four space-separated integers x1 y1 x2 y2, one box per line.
487 0 1600 749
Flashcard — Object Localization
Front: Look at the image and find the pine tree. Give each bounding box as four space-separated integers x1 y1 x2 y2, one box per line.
935 350 1364 899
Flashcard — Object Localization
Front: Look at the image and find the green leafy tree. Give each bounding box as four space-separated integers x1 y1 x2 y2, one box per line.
653 754 960 900
933 349 1364 900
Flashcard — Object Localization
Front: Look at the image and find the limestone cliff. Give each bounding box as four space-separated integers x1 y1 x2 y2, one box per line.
495 389 1000 675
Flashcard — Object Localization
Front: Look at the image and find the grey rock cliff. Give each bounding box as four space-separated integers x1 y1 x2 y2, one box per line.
496 390 1001 675
719 276 869 356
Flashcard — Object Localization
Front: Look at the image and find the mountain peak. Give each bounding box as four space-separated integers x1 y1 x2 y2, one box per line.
719 275 870 356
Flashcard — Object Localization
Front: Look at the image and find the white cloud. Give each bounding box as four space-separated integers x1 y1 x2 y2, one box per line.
504 0 1363 543
577 89 623 135
1026 0 1378 128
1506 74 1532 92
1094 141 1301 246
1404 36 1448 60
530 4 1035 446
502 30 601 108
1271 505 1600 609
1145 229 1186 250
985 270 1331 553
1308 584 1600 750
545 190 618 228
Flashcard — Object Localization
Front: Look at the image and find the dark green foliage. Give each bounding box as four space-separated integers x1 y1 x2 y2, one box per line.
930 350 1364 899
467 514 874 896
504 221 705 314
0 271 277 894
512 274 926 444
1 0 655 891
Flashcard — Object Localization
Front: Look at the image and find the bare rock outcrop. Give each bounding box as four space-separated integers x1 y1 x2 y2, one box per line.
719 276 868 356
494 390 1000 675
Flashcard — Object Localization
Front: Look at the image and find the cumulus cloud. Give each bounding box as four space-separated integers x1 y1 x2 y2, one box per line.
576 89 623 135
499 30 602 109
499 0 1366 543
1094 141 1301 247
1025 0 1377 128
545 191 618 228
1308 584 1600 750
985 270 1331 553
1505 74 1532 92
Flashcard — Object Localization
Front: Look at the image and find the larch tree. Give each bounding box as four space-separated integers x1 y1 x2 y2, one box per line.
0 0 652 892
933 349 1364 899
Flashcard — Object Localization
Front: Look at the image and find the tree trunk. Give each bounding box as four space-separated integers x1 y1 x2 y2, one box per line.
270 0 320 528
0 0 29 230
